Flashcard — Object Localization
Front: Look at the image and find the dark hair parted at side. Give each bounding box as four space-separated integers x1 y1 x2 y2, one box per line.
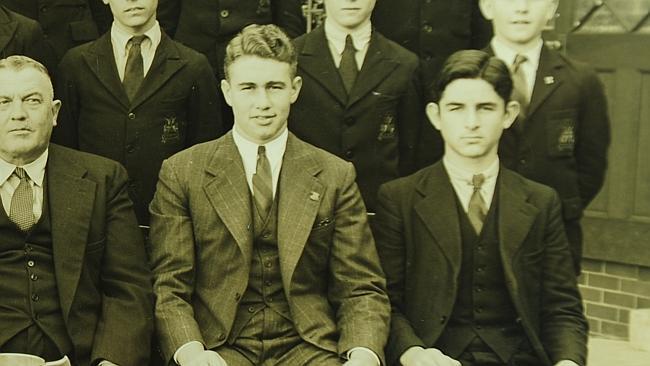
432 50 513 105
223 24 297 80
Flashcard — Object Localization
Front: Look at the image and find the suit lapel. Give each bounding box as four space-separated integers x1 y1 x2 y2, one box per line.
81 32 130 108
414 163 462 277
0 8 17 52
347 31 399 107
130 32 187 109
277 134 324 292
297 26 348 106
203 133 254 263
48 145 96 322
526 46 564 119
497 168 539 294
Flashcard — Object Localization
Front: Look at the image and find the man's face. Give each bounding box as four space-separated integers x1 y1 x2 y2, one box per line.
427 78 518 162
480 0 558 49
324 0 376 31
221 56 302 145
0 68 61 165
103 0 158 34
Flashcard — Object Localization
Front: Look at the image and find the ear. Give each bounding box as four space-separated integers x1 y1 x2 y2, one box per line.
478 0 494 20
220 79 233 107
51 100 62 127
425 102 442 131
503 100 520 129
290 76 303 104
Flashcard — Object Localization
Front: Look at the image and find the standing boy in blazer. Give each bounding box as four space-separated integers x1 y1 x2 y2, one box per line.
54 0 222 225
480 0 611 274
148 24 389 366
375 50 587 366
290 0 422 212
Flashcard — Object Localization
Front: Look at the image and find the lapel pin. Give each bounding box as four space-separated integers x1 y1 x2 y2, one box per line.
309 192 320 201
543 76 555 85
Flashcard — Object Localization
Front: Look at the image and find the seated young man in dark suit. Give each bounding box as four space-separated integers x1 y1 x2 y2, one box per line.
375 50 587 366
53 0 223 225
290 0 423 213
480 0 610 274
0 55 152 366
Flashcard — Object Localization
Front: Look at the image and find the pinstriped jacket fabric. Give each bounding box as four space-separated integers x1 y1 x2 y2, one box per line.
148 131 390 364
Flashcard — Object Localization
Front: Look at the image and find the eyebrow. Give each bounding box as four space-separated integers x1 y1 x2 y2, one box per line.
237 81 287 87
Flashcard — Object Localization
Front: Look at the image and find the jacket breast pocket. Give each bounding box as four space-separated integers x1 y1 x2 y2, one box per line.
372 92 400 142
546 109 578 158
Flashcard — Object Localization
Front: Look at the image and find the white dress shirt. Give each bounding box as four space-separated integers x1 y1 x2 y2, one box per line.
324 17 372 69
232 127 288 197
491 37 544 100
110 20 162 81
0 150 48 220
442 156 500 212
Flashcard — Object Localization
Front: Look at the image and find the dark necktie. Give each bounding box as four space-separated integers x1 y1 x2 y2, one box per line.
511 54 529 118
9 167 36 232
467 174 487 234
123 35 147 101
339 34 359 94
253 145 273 219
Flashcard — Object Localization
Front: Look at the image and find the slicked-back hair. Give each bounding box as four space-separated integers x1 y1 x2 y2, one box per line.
432 50 513 105
0 55 54 99
224 24 297 80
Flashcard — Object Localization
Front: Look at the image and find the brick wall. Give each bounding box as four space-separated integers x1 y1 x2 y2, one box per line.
579 258 650 340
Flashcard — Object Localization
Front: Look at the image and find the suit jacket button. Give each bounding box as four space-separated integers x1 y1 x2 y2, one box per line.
128 112 136 120
248 306 255 313
344 150 354 159
218 333 226 341
220 9 229 18
440 316 447 324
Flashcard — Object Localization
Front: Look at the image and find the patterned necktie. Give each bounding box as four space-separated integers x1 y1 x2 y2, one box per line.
467 174 487 234
252 145 273 219
511 54 529 119
9 167 36 232
339 34 359 94
123 35 147 101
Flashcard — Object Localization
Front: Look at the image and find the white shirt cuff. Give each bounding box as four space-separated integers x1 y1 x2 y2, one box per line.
347 347 381 365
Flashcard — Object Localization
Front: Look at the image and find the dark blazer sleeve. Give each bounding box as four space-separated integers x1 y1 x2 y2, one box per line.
52 50 81 149
272 0 305 38
397 60 424 176
575 67 610 207
539 191 588 364
186 52 224 141
156 0 181 38
374 182 426 364
90 161 154 365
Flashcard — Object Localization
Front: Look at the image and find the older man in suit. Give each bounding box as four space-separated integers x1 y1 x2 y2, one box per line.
148 24 389 366
290 0 422 213
0 55 152 365
53 0 222 225
375 50 587 366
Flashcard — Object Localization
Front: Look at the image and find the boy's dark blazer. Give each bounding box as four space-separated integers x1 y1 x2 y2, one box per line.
489 44 610 272
290 25 422 212
0 5 46 60
53 30 222 225
45 144 153 366
375 162 588 366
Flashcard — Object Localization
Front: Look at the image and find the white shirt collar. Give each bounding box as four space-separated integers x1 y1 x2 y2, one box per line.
0 149 48 187
324 17 372 57
442 155 500 212
491 37 543 70
232 128 288 195
110 20 162 59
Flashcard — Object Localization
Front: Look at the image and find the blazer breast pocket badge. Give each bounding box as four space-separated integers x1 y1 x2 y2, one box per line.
377 113 397 141
548 118 575 156
161 116 181 144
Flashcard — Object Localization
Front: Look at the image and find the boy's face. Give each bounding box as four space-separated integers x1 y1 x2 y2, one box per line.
426 78 518 163
324 0 376 31
103 0 158 34
221 56 302 145
480 0 558 49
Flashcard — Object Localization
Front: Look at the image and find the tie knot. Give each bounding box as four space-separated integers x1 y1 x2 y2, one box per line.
257 145 267 157
471 174 485 191
13 167 27 180
512 54 527 71
344 34 356 52
129 35 147 47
